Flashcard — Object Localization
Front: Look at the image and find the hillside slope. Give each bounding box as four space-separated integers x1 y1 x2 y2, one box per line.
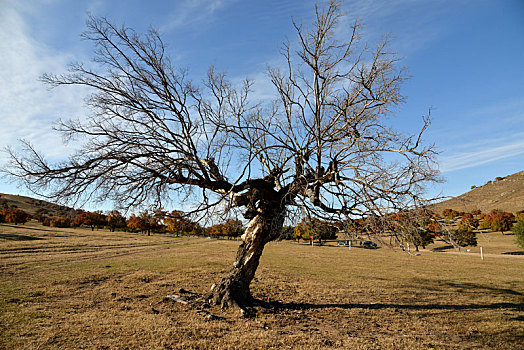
0 193 75 217
430 170 524 214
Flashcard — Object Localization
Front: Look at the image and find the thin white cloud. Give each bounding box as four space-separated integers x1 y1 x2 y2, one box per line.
160 0 238 33
0 2 88 162
439 136 524 172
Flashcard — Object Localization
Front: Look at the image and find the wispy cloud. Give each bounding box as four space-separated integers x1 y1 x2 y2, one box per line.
160 0 238 33
439 135 524 173
0 2 87 162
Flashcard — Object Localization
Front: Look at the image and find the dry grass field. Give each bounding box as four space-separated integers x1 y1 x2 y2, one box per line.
1 221 523 349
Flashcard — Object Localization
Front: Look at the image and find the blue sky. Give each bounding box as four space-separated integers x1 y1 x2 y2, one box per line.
1 0 523 208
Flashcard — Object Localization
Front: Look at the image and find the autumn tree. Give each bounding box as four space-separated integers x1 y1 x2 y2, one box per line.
294 218 337 243
389 211 434 252
482 210 515 234
458 213 479 231
471 209 482 217
445 228 477 248
442 209 460 221
107 210 126 232
126 214 145 233
71 211 107 231
50 216 71 228
163 210 201 236
4 2 438 313
222 219 244 240
2 208 31 225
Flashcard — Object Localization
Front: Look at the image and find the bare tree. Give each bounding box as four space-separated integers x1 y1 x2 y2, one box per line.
4 1 438 313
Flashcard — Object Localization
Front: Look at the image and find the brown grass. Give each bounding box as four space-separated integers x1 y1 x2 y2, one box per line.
1 221 523 349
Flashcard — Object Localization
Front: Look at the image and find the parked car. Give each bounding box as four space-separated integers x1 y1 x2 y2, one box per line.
337 240 350 246
362 240 378 249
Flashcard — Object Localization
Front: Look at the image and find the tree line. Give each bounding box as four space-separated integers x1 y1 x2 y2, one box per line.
0 206 243 239
2 204 523 250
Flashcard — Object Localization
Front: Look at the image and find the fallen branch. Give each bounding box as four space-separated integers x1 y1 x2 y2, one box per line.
164 294 189 305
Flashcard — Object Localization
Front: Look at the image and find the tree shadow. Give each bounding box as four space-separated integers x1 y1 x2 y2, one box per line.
263 300 524 312
503 251 524 255
442 281 523 296
431 245 455 252
255 280 523 313
0 233 43 241
1 223 57 233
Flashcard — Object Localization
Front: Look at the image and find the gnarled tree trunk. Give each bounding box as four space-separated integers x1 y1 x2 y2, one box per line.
210 208 284 314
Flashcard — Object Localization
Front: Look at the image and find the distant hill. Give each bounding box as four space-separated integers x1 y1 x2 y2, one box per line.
429 170 524 215
0 193 76 218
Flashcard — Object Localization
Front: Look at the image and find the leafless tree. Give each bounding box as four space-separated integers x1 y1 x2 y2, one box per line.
4 1 438 313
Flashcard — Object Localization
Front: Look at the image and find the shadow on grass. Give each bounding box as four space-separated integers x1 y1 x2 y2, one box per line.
263 300 524 312
257 280 523 313
1 223 61 233
0 233 43 241
431 245 455 252
444 281 523 296
503 251 524 255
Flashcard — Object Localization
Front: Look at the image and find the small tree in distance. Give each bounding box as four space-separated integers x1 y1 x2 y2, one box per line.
164 210 202 236
107 210 126 232
512 219 524 248
4 1 439 313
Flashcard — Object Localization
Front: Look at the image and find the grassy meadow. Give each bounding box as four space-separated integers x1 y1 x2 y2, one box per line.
1 221 523 349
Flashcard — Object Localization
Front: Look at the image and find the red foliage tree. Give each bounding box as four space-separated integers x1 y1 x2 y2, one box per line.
72 211 107 231
483 210 515 234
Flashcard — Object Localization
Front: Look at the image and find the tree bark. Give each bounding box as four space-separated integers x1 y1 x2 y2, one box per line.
210 208 284 314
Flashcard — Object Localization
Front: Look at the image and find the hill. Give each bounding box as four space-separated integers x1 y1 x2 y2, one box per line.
0 193 76 218
430 170 524 214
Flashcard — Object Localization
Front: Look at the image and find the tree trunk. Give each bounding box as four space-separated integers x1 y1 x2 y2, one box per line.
210 209 284 314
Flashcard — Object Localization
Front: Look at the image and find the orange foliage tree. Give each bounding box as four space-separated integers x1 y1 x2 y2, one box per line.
2 208 31 225
164 210 202 236
482 210 515 234
71 211 107 231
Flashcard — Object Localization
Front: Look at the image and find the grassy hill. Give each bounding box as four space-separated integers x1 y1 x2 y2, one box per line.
0 193 75 218
430 170 524 214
